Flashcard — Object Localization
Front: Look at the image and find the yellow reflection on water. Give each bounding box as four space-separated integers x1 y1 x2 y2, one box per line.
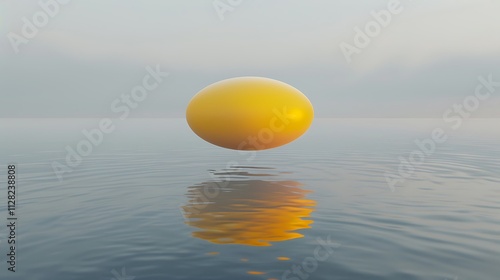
247 271 266 275
182 176 316 246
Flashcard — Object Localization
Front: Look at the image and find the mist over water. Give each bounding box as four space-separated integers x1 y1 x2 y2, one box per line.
0 118 499 280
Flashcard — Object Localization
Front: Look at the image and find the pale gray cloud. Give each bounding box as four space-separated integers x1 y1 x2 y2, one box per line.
1 0 500 118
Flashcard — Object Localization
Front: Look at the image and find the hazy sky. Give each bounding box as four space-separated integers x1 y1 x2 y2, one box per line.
1 0 500 118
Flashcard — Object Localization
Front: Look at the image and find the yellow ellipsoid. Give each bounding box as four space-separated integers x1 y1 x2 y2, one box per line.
186 77 314 150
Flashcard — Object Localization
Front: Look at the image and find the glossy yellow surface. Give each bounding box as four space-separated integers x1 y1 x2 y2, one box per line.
186 77 314 150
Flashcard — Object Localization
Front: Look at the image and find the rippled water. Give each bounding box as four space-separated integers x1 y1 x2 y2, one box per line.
0 118 499 280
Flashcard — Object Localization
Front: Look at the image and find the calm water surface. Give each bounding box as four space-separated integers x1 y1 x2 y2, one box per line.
0 118 499 280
